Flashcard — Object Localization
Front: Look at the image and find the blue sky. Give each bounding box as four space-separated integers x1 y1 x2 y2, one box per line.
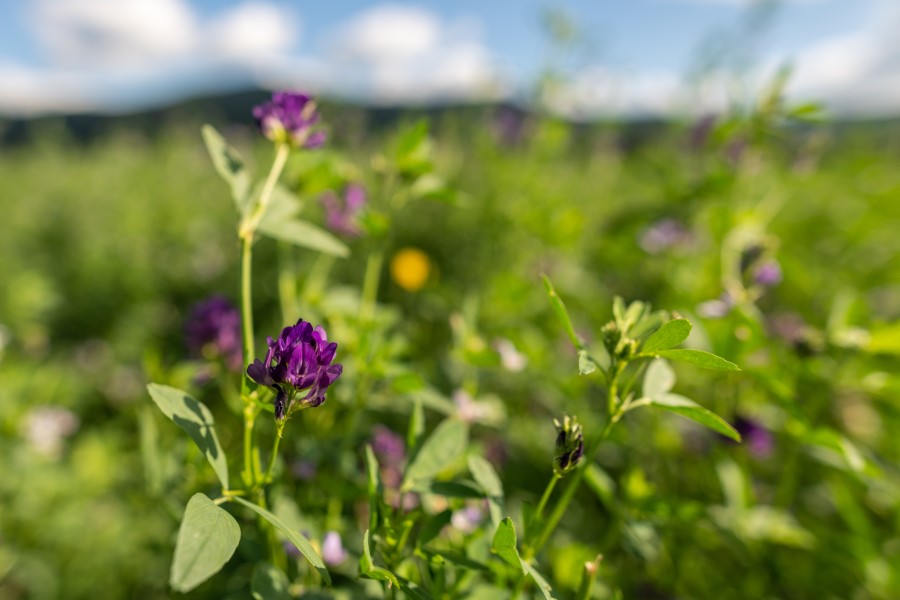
0 0 896 117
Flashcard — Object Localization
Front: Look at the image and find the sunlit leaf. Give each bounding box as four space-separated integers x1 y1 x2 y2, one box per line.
233 497 330 584
651 394 741 442
642 319 692 353
491 517 522 571
169 493 240 593
147 383 229 489
402 419 468 491
468 455 504 528
258 218 350 258
642 349 740 371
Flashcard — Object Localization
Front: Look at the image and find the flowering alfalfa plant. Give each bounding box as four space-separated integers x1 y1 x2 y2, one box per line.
146 92 349 594
481 276 744 598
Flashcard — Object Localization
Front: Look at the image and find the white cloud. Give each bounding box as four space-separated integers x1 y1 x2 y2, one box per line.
32 0 197 67
783 2 900 115
332 4 441 62
325 4 502 103
205 2 299 59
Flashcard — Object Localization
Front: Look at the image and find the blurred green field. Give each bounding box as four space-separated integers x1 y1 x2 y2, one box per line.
1 98 900 599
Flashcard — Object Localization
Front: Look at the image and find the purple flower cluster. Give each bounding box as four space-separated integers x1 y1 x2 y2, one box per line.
184 296 242 371
252 92 326 148
321 184 366 237
247 318 343 420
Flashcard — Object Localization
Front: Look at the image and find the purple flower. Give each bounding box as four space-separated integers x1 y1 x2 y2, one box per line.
451 504 485 534
252 91 326 148
371 425 406 488
689 114 716 151
735 417 774 458
639 218 693 254
321 531 348 566
697 291 735 319
247 318 343 420
754 260 782 287
184 296 242 371
321 184 366 237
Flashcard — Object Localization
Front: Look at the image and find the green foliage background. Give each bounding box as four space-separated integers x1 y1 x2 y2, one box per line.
1 101 899 598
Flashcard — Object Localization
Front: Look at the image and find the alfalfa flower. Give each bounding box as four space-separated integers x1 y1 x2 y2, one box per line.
252 91 326 148
184 295 242 371
247 318 343 420
321 184 366 237
554 415 584 476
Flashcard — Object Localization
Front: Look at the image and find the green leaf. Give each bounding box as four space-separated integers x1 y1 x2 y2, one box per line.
422 549 491 572
402 419 468 491
491 517 523 571
643 358 675 398
577 350 597 375
359 530 400 588
258 218 350 258
201 124 251 214
233 497 330 584
651 394 741 442
542 275 580 348
414 480 484 498
169 493 240 593
257 183 303 229
521 560 556 600
468 455 504 528
147 383 229 489
251 562 291 600
642 349 740 371
642 319 692 353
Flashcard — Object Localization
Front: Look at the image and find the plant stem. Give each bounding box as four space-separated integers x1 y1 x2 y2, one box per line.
527 473 560 543
261 421 286 486
242 404 258 488
239 143 290 240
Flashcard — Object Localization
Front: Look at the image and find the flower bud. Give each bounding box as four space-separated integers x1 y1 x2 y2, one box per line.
553 415 584 476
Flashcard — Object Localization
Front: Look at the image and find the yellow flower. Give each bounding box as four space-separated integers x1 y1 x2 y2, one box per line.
390 247 431 292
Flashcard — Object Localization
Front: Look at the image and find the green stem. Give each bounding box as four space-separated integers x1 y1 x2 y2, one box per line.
240 237 255 385
528 473 560 543
242 404 258 488
262 421 286 486
239 143 290 239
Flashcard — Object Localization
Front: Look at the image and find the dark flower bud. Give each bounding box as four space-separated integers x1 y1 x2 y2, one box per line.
554 415 584 476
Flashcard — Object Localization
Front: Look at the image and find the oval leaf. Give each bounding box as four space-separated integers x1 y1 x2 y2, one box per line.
468 455 504 528
402 419 468 491
233 497 331 584
170 493 240 593
652 394 741 442
642 319 692 353
201 124 251 214
258 218 350 258
491 517 522 571
643 358 675 398
646 349 740 371
147 383 229 489
542 275 581 348
521 561 555 600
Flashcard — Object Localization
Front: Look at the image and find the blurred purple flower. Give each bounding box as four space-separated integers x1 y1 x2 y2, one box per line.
639 218 694 254
493 338 527 372
372 425 406 465
290 459 317 481
321 184 366 237
322 531 348 566
252 91 325 148
184 295 242 371
451 504 485 534
492 106 528 146
754 260 782 287
697 291 735 319
247 318 343 419
735 417 774 458
726 137 747 165
689 114 716 151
